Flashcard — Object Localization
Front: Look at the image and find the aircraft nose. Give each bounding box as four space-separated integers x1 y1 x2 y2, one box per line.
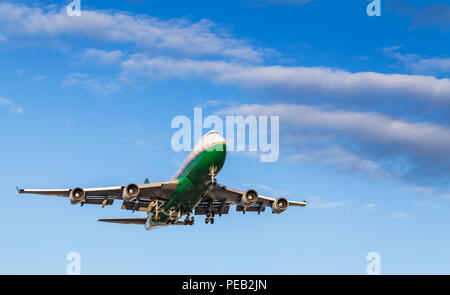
216 133 225 144
205 130 226 144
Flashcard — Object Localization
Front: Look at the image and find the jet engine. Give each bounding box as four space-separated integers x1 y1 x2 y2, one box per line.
272 198 289 214
240 189 259 207
69 187 86 205
122 183 140 201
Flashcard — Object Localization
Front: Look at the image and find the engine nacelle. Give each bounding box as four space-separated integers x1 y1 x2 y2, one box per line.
122 183 140 201
241 189 259 207
69 187 86 205
272 198 289 214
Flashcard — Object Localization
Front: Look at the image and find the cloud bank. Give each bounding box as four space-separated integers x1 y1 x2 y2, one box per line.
219 103 450 186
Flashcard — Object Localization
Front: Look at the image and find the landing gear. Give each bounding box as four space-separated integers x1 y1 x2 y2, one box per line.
148 198 164 222
209 166 217 186
205 213 215 224
184 216 195 225
166 207 181 224
204 198 216 224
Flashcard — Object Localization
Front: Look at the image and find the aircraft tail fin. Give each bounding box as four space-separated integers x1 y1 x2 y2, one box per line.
144 178 150 184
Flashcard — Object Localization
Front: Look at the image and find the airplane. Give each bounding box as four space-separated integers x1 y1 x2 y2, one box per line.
17 131 307 230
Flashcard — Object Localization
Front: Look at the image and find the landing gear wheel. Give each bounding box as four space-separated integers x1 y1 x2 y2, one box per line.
210 218 214 224
189 217 195 225
205 217 209 224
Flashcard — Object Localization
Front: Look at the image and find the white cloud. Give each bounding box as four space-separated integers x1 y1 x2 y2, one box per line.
410 57 450 74
404 185 435 194
61 73 125 96
307 195 351 209
218 103 450 184
290 146 391 178
219 65 450 104
0 3 264 63
364 203 376 212
3 3 450 104
221 104 450 161
120 56 450 104
0 97 23 113
390 211 410 219
383 46 450 74
121 55 240 79
80 49 123 66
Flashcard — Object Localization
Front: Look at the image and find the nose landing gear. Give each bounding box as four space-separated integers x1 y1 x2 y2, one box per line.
209 166 217 186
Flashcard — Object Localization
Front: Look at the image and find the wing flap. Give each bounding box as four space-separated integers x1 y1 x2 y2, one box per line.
83 197 114 206
194 202 231 215
236 205 265 213
121 200 152 212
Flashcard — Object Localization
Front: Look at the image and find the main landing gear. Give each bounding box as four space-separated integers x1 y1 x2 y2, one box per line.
205 213 215 224
164 208 182 224
184 216 195 225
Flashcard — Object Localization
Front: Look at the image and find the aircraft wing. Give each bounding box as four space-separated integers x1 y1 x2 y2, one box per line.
17 180 179 208
199 184 307 215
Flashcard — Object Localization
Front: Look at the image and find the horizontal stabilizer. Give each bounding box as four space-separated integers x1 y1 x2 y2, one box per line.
98 218 187 227
98 218 147 225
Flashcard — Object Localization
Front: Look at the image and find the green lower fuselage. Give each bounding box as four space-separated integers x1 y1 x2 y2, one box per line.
158 142 226 223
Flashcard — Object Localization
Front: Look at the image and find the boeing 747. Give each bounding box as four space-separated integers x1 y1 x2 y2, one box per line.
17 131 307 230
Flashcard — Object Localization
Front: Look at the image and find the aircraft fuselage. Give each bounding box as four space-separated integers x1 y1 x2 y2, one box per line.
157 131 226 223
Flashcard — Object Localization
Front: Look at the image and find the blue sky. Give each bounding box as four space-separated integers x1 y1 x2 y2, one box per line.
1 0 450 274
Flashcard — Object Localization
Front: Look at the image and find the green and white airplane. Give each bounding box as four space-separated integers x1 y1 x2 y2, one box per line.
17 131 307 230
